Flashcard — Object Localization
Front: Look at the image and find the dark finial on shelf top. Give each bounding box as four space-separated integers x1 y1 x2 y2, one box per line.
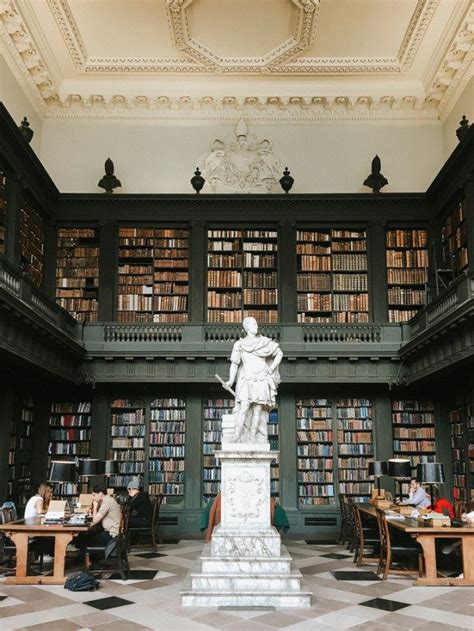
279 167 294 194
191 167 205 194
98 158 121 194
18 116 34 143
363 155 388 193
456 115 470 142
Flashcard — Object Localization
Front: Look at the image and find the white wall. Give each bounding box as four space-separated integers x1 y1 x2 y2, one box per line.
39 118 444 194
442 76 474 159
0 54 42 154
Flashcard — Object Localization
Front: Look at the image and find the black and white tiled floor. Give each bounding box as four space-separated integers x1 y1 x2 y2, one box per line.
1 540 474 630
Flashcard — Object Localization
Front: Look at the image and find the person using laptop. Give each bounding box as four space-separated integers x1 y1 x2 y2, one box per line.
24 482 53 519
397 478 431 509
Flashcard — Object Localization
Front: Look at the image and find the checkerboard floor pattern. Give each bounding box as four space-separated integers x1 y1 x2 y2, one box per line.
1 540 473 630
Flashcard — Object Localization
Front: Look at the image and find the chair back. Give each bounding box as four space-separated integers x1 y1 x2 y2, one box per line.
120 505 130 537
151 494 164 530
0 507 14 525
375 508 388 553
453 500 465 520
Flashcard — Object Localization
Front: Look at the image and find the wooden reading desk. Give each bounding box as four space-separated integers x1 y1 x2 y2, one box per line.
0 517 89 585
357 502 474 586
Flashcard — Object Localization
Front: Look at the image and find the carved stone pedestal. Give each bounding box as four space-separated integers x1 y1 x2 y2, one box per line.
181 448 311 607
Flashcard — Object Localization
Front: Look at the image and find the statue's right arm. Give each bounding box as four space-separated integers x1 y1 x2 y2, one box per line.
226 361 238 388
226 342 240 387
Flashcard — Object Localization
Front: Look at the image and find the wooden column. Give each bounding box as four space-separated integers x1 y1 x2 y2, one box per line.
41 218 57 298
90 390 109 461
278 387 297 510
98 221 118 321
367 219 388 323
278 221 297 323
434 398 453 502
188 221 206 323
30 396 52 486
184 389 203 510
373 392 395 495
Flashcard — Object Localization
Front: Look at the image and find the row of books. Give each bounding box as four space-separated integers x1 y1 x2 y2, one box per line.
386 229 427 248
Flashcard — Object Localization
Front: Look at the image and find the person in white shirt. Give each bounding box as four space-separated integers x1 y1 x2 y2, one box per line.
24 482 53 519
398 479 431 509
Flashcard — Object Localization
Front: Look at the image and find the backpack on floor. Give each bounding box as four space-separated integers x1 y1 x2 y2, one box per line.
64 571 100 592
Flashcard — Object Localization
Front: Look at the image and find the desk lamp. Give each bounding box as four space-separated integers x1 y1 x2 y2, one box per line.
368 461 388 497
416 462 445 509
78 459 105 492
387 458 412 503
49 460 77 499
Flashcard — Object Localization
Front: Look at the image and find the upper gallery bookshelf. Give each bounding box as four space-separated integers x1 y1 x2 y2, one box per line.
117 227 189 323
296 229 368 323
56 228 99 321
207 229 278 323
148 398 185 505
386 229 428 323
0 168 6 256
47 401 92 498
19 197 44 288
442 200 468 276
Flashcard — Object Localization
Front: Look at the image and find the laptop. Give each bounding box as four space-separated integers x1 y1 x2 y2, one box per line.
43 500 67 523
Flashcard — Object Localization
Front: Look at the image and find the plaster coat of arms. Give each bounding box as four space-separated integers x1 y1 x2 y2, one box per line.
201 119 281 193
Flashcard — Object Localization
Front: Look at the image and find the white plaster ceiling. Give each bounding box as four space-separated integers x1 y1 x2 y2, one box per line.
0 0 472 122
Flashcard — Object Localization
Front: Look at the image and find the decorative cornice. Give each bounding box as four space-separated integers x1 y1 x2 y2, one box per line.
426 3 474 115
0 0 57 108
398 0 439 71
44 98 440 124
46 0 86 70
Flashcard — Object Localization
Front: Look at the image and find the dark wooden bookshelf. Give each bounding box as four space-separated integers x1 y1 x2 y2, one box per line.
0 168 6 256
108 399 146 489
56 228 99 321
386 229 428 322
18 197 44 288
7 395 35 509
296 229 368 323
442 200 468 275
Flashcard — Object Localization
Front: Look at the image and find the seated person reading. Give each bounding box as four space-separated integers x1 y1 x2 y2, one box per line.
126 478 153 528
75 484 121 553
398 479 430 509
430 487 454 517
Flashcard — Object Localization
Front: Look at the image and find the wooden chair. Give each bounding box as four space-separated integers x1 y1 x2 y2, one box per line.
352 504 380 566
85 507 130 580
338 494 353 546
127 494 163 552
453 500 466 520
376 509 423 580
0 508 16 571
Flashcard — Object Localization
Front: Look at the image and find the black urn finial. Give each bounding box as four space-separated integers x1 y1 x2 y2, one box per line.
191 167 205 194
363 155 388 193
279 167 294 194
18 116 34 143
98 158 121 194
456 115 470 142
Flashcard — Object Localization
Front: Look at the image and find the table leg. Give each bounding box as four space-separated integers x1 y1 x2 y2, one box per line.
7 533 28 579
461 536 474 582
414 534 437 584
53 533 74 580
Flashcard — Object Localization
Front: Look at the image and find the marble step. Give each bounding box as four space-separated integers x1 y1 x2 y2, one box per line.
181 588 312 608
199 554 292 574
190 571 303 591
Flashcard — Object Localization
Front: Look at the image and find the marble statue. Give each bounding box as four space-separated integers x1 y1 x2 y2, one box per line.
202 120 281 193
223 317 283 443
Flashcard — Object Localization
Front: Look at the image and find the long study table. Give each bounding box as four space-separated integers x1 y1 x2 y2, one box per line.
0 517 89 585
357 502 474 586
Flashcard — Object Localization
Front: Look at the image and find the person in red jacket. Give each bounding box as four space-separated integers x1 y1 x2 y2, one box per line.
430 488 454 518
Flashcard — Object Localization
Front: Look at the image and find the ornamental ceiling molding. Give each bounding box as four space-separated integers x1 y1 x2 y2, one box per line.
44 98 439 124
0 0 57 112
45 0 436 75
426 3 474 117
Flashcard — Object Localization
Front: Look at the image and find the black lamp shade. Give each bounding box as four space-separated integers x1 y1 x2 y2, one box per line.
368 461 388 478
416 462 445 484
104 460 119 475
387 459 412 479
49 461 76 483
78 459 104 477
